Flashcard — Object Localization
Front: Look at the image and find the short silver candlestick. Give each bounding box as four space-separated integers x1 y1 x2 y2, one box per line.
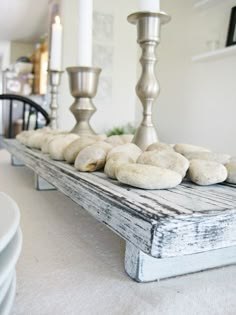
128 11 171 150
66 66 101 136
48 70 63 130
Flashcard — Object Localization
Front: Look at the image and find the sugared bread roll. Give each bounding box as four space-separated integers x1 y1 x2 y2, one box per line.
104 153 135 179
116 163 182 190
74 142 112 172
106 143 142 162
48 134 79 160
64 137 97 164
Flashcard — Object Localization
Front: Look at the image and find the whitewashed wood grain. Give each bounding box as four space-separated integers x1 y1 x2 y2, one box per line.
3 140 236 260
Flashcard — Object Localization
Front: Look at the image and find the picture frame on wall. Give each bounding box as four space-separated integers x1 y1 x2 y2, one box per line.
226 6 236 47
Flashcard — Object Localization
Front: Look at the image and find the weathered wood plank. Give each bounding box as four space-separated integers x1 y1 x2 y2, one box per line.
3 139 236 260
125 242 236 282
3 140 155 255
152 210 236 257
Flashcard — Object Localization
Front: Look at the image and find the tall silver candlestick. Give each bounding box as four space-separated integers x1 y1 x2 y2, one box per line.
48 70 63 130
67 66 101 136
128 11 171 150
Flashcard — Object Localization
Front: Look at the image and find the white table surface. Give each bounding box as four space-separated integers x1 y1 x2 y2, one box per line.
0 149 236 315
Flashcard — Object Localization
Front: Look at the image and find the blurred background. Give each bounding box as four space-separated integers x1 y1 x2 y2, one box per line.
0 0 235 154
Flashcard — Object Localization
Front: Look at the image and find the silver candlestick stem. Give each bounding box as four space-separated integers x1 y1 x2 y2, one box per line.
48 70 63 130
128 11 171 150
66 66 101 136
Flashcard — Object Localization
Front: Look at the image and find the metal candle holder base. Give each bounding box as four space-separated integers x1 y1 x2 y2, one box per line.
48 70 63 130
66 66 101 136
128 11 171 150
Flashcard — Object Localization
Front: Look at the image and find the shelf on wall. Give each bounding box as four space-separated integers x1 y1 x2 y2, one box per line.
193 0 230 9
192 45 236 62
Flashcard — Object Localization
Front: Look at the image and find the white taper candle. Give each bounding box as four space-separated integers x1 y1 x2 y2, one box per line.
138 0 160 11
77 0 93 66
49 16 62 71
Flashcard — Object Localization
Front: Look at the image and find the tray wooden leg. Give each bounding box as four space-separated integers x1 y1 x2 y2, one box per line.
35 174 56 191
11 155 25 166
124 242 236 283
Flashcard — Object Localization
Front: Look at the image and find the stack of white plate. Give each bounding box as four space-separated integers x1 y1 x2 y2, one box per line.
0 192 22 315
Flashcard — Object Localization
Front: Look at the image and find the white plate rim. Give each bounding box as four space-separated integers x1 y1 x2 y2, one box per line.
0 228 22 288
0 271 15 306
0 272 16 315
0 192 20 253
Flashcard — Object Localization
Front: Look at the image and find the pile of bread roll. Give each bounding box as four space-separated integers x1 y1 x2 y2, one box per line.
16 128 236 190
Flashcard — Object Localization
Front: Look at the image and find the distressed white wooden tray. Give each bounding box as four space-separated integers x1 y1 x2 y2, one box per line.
3 139 236 282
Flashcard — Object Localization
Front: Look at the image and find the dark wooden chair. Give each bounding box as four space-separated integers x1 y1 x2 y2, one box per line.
0 94 50 138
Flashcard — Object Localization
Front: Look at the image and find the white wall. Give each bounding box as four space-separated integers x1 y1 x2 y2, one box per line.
58 0 236 155
58 0 137 133
152 0 236 155
10 41 34 64
0 40 11 71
